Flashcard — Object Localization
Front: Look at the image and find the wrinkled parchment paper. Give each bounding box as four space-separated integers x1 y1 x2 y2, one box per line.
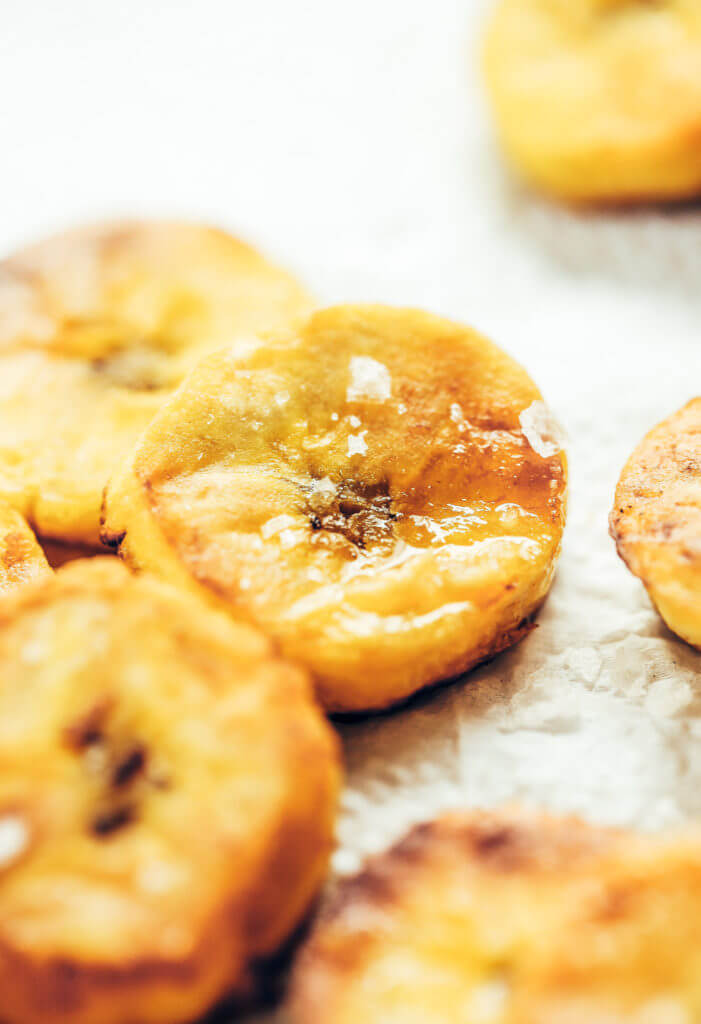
2 3 701 1020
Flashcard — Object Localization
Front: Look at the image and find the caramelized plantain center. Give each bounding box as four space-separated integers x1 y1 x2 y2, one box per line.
305 478 398 555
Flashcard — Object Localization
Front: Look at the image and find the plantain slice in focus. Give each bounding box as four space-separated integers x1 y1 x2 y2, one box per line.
0 221 313 545
610 398 701 649
104 305 567 713
484 0 701 203
289 808 701 1023
0 504 51 592
0 558 339 1024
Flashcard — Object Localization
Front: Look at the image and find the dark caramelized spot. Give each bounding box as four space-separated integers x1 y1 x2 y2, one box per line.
100 527 126 551
473 826 514 856
92 805 135 837
111 745 146 788
63 700 113 751
306 479 398 552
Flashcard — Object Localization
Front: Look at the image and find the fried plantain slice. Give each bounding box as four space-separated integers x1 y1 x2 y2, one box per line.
288 808 701 1023
610 398 701 649
0 220 313 546
103 305 567 713
0 504 51 592
484 0 701 203
0 558 339 1024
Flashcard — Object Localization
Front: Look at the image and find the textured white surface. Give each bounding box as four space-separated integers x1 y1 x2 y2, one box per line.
3 1 701 1019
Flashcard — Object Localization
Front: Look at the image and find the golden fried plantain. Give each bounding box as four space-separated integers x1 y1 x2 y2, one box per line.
0 558 339 1024
0 504 51 592
103 305 566 713
0 221 312 545
484 0 701 203
289 808 701 1023
610 398 701 649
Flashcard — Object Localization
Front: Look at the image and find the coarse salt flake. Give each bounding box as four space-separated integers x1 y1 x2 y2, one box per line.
347 431 368 457
519 401 563 459
347 355 391 403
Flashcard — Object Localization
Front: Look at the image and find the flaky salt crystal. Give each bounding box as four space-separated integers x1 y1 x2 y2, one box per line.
347 355 391 403
347 431 368 457
519 401 563 459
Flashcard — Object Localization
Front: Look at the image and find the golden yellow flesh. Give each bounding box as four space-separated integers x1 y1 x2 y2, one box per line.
0 221 313 545
104 305 566 713
0 505 51 592
484 0 701 202
0 559 339 1024
610 398 701 648
289 809 701 1024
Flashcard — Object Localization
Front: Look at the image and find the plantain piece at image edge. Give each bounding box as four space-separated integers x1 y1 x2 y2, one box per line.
0 220 313 546
0 503 52 592
610 397 701 649
288 807 701 1023
0 558 340 1024
484 0 701 204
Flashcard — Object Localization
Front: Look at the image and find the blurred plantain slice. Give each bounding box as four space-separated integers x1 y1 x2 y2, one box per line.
0 558 339 1024
610 398 701 648
103 304 567 713
288 808 701 1023
0 220 313 546
0 504 51 592
484 0 701 203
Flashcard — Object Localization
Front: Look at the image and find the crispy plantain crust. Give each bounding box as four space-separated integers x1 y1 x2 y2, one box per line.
0 221 312 545
0 505 51 592
484 1 701 204
610 398 701 649
289 808 701 1023
0 558 339 1024
103 304 566 713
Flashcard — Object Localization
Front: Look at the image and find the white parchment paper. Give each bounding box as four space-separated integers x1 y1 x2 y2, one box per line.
2 2 701 1019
